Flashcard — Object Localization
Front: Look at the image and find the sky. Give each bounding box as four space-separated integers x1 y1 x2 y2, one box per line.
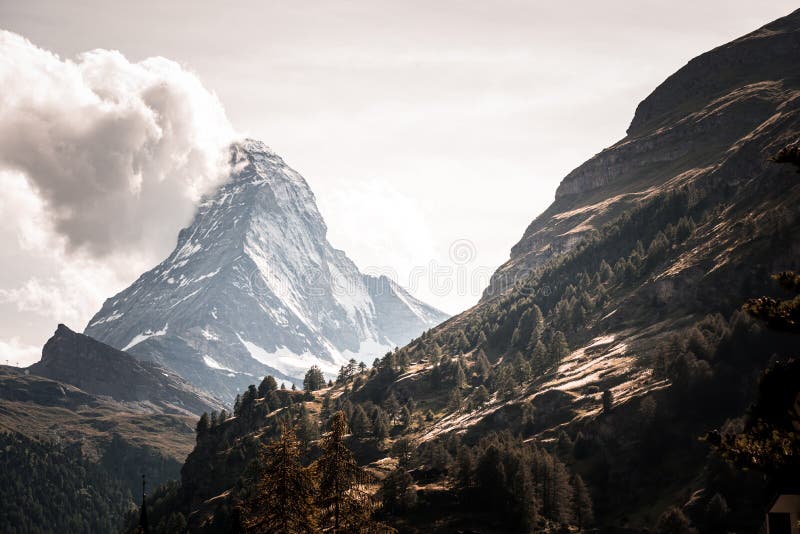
0 1 796 366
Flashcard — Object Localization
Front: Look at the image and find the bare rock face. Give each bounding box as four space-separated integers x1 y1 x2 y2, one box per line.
29 324 223 415
483 9 800 300
85 140 448 401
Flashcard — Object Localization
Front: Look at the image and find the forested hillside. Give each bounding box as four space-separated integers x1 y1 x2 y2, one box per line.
0 433 132 534
136 10 800 533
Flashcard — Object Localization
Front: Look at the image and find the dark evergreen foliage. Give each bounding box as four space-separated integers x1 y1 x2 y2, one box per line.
0 433 132 534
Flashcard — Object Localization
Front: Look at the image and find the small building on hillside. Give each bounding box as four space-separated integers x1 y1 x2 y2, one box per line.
766 493 800 534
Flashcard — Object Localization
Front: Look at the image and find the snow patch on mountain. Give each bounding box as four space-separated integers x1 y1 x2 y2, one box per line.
203 355 235 373
237 334 342 379
122 324 168 351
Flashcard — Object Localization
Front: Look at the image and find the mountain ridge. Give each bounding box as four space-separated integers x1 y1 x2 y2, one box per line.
85 139 448 401
29 324 223 415
484 8 800 302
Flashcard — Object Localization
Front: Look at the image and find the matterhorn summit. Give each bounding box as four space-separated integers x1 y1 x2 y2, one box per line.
85 140 448 400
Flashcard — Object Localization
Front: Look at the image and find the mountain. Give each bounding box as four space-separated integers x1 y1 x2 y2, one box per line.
29 324 223 415
486 10 800 299
0 325 219 531
84 140 448 401
137 10 800 533
0 362 201 533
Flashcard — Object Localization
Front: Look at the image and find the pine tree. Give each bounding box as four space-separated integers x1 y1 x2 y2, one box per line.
297 405 320 445
471 385 490 406
196 412 210 437
448 387 463 411
475 349 491 382
531 340 548 364
303 365 325 391
383 393 401 425
399 405 412 428
372 408 390 440
550 331 570 364
454 444 474 490
599 259 614 282
541 455 573 524
321 392 334 423
258 375 278 397
240 425 318 533
430 343 443 365
572 474 594 528
477 330 488 347
350 405 372 438
455 362 467 388
314 412 375 532
602 389 614 413
380 466 417 515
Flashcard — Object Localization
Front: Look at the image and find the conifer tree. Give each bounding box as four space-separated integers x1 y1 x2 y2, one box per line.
297 405 320 445
475 349 491 382
314 411 375 532
448 387 463 411
599 259 614 282
541 455 573 524
400 405 413 428
455 362 467 388
454 445 474 490
602 389 614 413
196 412 210 437
258 375 278 397
471 385 490 406
372 408 390 440
240 425 318 533
383 393 401 425
350 405 372 437
572 474 594 528
531 340 548 364
477 330 488 347
550 331 570 364
380 466 417 515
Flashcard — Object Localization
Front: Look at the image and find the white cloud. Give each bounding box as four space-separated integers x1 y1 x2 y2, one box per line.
0 32 237 364
0 30 235 257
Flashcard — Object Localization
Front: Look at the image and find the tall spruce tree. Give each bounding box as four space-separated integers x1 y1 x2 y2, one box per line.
258 375 278 398
572 474 594 528
380 466 417 515
240 424 318 533
304 366 326 392
314 411 375 532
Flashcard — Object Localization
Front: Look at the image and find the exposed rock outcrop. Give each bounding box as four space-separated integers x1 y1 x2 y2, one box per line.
29 324 223 415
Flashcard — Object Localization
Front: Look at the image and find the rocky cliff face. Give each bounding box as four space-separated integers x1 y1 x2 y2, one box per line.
484 10 800 300
85 140 448 401
29 324 222 415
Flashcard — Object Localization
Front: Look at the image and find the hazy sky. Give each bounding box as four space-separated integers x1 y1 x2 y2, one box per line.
0 1 796 365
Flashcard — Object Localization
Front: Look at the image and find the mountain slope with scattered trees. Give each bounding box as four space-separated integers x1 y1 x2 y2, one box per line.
139 10 800 533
